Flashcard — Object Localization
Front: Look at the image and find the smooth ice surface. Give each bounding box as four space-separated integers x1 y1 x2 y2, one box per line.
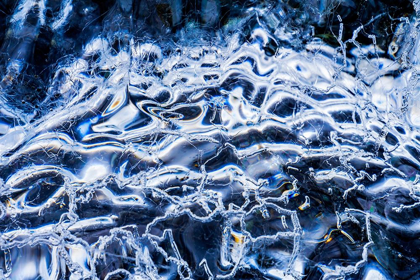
0 0 420 279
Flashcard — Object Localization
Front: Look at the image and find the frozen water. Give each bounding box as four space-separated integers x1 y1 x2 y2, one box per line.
0 0 419 279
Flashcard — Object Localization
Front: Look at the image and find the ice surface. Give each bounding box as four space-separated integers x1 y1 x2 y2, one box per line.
0 0 419 279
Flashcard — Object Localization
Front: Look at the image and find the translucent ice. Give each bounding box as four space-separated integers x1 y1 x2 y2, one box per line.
0 0 419 279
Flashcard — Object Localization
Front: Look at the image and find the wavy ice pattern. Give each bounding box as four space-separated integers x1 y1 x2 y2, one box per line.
1 0 420 279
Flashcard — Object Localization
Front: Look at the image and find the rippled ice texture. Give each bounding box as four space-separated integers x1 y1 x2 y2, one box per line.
1 0 420 279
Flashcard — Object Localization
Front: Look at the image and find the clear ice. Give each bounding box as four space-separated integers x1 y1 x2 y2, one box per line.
0 0 419 279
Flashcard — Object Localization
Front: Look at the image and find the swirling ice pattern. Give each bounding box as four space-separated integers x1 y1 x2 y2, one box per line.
1 0 420 279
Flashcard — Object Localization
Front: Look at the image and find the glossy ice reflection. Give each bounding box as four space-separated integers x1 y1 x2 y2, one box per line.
0 0 420 279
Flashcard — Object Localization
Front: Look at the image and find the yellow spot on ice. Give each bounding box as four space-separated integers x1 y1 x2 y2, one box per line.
231 231 245 244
